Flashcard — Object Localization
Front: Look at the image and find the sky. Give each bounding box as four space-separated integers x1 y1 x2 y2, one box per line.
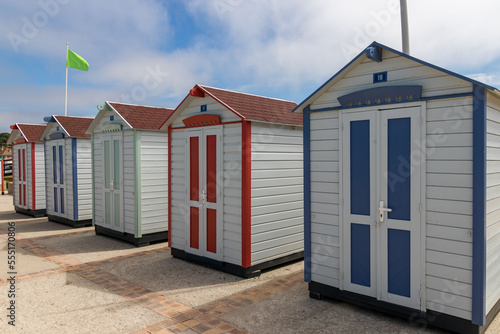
1 0 500 134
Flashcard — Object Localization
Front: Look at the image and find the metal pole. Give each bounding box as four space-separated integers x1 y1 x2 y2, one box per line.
400 0 410 54
65 42 68 116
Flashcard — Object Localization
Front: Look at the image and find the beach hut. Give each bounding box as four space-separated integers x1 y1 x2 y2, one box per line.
160 85 304 277
7 124 46 217
294 41 500 333
86 102 174 246
40 116 94 227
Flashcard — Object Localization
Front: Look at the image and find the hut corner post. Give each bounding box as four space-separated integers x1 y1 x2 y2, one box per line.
472 85 487 326
303 105 312 283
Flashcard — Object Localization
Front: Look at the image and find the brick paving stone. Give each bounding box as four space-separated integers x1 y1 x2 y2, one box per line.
181 319 200 328
192 323 212 333
215 323 236 332
168 323 189 333
203 329 223 334
174 314 192 323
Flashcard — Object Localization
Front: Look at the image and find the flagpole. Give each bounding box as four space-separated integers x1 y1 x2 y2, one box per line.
64 42 68 116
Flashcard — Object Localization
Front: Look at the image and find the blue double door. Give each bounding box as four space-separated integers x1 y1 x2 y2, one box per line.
342 106 422 310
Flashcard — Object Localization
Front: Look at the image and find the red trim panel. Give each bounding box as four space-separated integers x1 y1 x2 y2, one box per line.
14 138 26 144
206 208 217 253
23 184 26 207
190 137 199 201
22 149 26 181
183 114 222 128
241 121 252 268
168 126 172 248
31 143 36 210
190 207 200 249
18 149 21 182
206 135 217 203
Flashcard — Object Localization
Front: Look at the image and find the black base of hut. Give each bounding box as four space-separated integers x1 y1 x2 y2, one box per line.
47 215 92 228
15 206 46 218
171 247 304 278
95 225 168 247
309 281 500 334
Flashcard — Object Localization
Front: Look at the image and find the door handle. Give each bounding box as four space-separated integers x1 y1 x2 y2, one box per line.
200 189 207 206
110 181 114 191
379 200 392 223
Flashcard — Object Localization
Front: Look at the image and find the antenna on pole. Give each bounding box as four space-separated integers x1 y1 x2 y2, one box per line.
400 0 410 54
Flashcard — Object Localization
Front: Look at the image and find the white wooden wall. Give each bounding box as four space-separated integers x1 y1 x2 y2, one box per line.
34 143 46 210
123 131 135 234
425 96 474 320
250 122 303 266
486 92 500 314
93 134 104 225
76 139 92 220
170 129 187 249
65 139 74 219
140 131 168 234
311 50 472 111
222 123 242 265
309 111 340 288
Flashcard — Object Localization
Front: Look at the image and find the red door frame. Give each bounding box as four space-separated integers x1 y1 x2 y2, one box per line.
168 119 252 267
241 120 251 268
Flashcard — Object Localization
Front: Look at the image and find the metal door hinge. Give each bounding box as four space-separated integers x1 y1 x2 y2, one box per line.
419 285 422 298
419 203 422 212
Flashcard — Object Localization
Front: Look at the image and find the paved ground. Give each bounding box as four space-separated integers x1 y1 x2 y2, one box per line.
0 194 498 333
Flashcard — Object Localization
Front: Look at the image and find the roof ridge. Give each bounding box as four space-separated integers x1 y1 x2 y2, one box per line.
199 85 297 104
108 101 175 110
55 115 94 120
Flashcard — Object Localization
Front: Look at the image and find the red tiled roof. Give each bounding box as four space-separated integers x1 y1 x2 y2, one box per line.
16 124 46 143
200 86 302 126
109 102 175 130
54 116 94 138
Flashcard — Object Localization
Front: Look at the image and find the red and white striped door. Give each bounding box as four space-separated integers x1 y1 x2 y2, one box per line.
17 147 27 208
187 127 223 261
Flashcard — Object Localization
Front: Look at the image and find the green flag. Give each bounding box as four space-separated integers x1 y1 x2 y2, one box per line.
67 49 89 71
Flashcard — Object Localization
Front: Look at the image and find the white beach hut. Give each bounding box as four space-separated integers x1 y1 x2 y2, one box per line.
294 41 500 334
86 102 174 246
40 116 94 227
161 85 304 277
7 124 46 217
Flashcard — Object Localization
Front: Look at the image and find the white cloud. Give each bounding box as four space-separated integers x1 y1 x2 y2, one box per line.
2 0 500 134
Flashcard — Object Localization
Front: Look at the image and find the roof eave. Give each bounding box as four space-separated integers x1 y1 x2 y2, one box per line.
293 41 498 113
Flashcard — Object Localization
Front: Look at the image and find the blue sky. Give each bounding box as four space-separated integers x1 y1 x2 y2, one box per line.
1 0 500 134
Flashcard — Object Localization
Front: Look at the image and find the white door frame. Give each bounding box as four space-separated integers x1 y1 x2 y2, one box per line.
340 102 425 310
185 126 224 261
51 140 66 217
16 146 28 209
102 133 124 232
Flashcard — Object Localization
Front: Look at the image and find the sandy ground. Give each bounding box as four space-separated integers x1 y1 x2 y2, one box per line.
0 194 499 334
